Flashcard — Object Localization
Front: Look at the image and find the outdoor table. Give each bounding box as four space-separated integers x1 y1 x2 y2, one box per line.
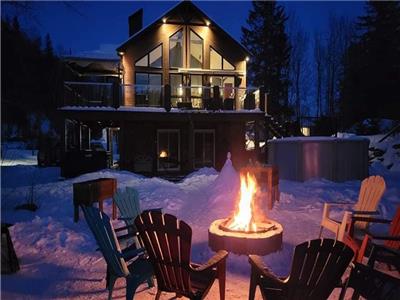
73 178 117 222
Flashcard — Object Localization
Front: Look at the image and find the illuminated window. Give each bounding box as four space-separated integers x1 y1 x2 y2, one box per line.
170 74 183 107
157 129 180 171
135 73 162 106
190 30 203 68
135 44 162 68
169 30 183 68
210 47 235 70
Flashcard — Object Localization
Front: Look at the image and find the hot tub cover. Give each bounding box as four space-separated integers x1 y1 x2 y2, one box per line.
267 137 369 182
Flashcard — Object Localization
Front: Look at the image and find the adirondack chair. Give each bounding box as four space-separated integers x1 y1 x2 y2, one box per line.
113 187 162 248
339 262 400 300
346 205 400 268
248 239 354 300
319 175 386 241
82 206 154 300
135 211 229 300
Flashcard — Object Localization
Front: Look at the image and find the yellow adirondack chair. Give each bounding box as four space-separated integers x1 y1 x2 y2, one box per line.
319 175 386 241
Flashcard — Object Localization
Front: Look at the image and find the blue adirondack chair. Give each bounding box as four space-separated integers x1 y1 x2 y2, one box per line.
113 187 142 248
113 187 161 249
82 206 154 300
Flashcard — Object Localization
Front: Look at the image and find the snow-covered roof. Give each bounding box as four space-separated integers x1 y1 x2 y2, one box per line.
59 106 264 114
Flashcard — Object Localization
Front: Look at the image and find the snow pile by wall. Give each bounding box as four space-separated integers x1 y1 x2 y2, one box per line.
338 132 400 172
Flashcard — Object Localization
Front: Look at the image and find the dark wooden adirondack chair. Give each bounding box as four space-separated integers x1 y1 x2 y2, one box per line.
339 262 400 300
345 205 400 268
248 239 354 300
135 211 229 300
82 206 154 300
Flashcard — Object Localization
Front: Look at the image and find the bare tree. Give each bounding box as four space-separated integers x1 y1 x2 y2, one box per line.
324 15 354 117
314 31 325 118
288 14 309 121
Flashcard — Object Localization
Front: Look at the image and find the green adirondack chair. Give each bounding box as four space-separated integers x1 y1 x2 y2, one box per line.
113 187 161 249
113 187 142 248
82 206 154 300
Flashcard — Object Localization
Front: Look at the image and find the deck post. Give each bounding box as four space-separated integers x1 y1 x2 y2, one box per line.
112 82 120 109
164 84 171 112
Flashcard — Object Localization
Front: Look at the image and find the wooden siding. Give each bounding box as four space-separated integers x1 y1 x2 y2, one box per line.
121 23 247 107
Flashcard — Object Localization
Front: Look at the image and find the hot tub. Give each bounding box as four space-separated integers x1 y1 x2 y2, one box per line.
267 137 369 182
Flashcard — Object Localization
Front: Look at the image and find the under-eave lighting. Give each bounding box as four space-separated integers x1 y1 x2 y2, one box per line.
162 17 167 24
206 20 211 27
245 56 250 62
118 51 125 56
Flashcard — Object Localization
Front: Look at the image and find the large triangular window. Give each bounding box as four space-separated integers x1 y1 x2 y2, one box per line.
135 44 162 68
170 30 183 68
210 47 235 70
190 30 203 68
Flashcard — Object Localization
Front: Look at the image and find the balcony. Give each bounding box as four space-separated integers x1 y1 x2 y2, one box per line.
62 82 265 111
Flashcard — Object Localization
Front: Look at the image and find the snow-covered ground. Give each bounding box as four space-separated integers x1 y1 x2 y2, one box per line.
1 135 399 299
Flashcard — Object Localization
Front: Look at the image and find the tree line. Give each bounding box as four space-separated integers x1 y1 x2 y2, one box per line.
1 16 63 141
242 1 400 133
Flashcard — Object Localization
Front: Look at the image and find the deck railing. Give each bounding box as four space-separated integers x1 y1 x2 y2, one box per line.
63 82 265 111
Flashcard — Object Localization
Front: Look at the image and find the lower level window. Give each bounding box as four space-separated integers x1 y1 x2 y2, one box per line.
157 130 180 171
194 130 215 169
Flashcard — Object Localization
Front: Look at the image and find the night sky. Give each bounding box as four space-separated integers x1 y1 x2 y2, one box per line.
2 1 366 58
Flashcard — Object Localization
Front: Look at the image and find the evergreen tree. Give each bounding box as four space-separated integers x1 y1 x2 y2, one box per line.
241 1 291 119
340 1 400 128
44 33 54 58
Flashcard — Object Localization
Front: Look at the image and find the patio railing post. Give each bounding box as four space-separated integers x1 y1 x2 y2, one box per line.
112 82 120 109
164 84 171 112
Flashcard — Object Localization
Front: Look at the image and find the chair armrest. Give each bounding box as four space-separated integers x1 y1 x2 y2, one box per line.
115 224 137 233
327 202 353 206
119 247 146 260
191 250 228 272
351 216 390 223
370 235 400 241
248 255 285 286
352 210 380 216
142 208 163 213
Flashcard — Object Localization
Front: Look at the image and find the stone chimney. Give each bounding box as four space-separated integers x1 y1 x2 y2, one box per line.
128 9 143 37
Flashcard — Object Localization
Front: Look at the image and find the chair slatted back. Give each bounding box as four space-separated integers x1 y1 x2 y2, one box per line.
286 239 354 300
113 187 141 228
135 211 193 295
354 176 385 230
386 206 400 249
346 263 400 300
82 206 129 277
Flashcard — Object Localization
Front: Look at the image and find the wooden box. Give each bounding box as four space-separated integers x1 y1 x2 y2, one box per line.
73 178 117 222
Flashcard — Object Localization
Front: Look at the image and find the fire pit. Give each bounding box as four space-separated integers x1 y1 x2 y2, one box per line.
209 172 283 255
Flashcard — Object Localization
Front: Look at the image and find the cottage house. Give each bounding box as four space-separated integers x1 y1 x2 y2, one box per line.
59 1 266 178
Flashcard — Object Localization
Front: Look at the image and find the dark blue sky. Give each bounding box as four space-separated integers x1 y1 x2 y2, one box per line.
2 1 365 58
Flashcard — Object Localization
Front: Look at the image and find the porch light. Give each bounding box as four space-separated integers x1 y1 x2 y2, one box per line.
206 20 211 27
159 150 168 158
118 51 125 56
162 17 167 24
245 56 250 62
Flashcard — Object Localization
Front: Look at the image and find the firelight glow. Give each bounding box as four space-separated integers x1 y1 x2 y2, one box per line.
228 172 258 232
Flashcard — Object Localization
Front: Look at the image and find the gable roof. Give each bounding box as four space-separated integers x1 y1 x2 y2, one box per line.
116 1 250 56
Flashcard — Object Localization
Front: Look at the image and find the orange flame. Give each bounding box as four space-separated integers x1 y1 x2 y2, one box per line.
227 172 258 232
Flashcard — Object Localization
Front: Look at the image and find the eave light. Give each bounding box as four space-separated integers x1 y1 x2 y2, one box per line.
162 17 167 24
245 56 250 62
206 20 211 27
118 51 125 56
